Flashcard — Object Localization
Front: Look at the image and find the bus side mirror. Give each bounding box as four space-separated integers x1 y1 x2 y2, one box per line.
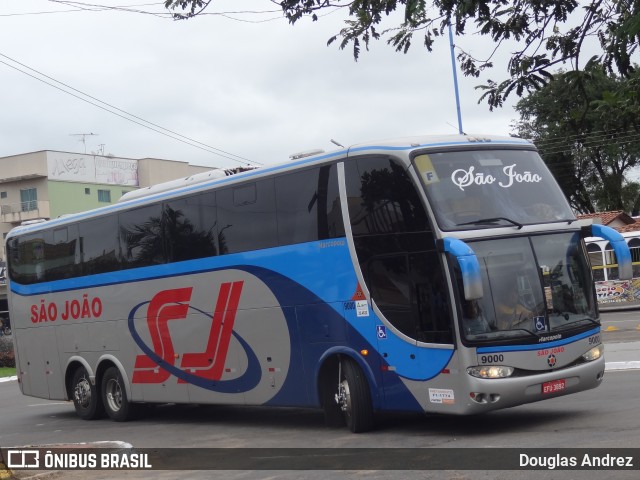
439 237 484 300
583 224 633 280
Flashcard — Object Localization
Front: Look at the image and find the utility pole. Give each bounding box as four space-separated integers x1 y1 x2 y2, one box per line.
448 24 464 135
70 133 98 154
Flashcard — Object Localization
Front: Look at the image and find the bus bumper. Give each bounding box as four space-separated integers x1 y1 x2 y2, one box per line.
456 356 605 414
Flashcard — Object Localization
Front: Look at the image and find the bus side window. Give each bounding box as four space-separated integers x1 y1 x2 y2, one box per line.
345 157 429 237
43 225 81 281
79 214 120 275
118 204 165 269
163 191 218 262
275 164 344 245
7 234 44 285
216 179 278 255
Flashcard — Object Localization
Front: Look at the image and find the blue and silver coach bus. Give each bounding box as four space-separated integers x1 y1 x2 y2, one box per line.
6 134 631 432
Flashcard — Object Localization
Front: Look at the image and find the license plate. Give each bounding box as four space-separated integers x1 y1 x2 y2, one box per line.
542 378 566 394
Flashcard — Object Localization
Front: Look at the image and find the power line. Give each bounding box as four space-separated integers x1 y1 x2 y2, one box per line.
29 1 285 21
0 2 169 17
0 52 261 166
534 131 640 157
48 1 172 17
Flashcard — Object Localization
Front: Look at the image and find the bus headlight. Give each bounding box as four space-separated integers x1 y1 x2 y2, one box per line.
467 366 514 379
582 344 604 362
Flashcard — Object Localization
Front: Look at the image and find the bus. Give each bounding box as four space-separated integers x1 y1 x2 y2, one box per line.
586 231 640 308
6 134 632 433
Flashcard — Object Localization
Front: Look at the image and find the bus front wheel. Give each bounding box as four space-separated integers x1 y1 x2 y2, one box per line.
71 366 104 420
335 358 374 433
101 366 134 421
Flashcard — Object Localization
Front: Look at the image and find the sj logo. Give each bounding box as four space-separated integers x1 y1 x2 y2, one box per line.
132 281 244 384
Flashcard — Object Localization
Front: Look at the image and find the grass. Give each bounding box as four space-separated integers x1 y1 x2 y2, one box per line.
0 367 16 378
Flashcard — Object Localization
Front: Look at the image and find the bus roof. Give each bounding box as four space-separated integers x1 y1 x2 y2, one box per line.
6 134 533 239
347 133 531 151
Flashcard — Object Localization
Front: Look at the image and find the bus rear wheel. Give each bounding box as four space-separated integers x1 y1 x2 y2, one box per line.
335 358 374 433
101 366 134 421
71 366 104 420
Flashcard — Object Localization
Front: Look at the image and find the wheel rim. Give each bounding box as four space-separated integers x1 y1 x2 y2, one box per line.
339 378 352 418
74 377 92 409
105 378 123 412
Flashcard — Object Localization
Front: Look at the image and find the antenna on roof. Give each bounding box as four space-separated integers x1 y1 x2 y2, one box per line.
330 139 345 148
70 133 98 154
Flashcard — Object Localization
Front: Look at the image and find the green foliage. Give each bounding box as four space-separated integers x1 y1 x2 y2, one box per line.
0 336 15 368
513 61 640 214
164 0 211 19
164 0 640 110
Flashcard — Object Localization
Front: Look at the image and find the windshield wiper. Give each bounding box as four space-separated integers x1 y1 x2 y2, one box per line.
552 308 571 321
457 217 524 229
550 316 599 334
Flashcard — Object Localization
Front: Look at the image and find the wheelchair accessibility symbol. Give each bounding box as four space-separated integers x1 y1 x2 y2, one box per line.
376 325 387 339
534 316 547 332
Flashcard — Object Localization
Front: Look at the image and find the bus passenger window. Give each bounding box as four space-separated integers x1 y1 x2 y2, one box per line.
7 234 44 285
119 204 165 268
345 157 429 237
80 215 120 275
44 225 81 281
275 164 344 245
163 192 218 262
216 179 278 254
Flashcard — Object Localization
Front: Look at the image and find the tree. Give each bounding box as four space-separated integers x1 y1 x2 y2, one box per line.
513 61 640 214
163 1 640 109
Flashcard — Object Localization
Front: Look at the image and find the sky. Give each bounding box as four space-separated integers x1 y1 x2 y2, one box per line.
0 1 523 170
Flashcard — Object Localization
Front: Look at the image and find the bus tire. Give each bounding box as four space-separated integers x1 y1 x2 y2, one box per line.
71 366 104 420
101 366 134 421
340 358 374 433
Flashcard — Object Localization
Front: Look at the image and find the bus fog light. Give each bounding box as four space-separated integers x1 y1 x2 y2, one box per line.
582 344 604 362
470 392 486 403
467 366 514 379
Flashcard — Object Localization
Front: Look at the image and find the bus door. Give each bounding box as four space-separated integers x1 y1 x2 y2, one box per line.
343 156 456 406
366 252 453 344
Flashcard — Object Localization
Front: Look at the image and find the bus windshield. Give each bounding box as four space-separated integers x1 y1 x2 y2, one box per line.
459 233 597 343
413 148 575 230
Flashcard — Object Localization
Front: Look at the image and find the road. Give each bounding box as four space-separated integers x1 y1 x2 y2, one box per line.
0 310 639 479
600 308 640 342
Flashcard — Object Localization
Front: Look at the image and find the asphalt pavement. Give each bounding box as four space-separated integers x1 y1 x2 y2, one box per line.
1 340 639 480
603 341 640 370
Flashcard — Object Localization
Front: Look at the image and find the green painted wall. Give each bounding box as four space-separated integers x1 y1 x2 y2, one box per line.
47 181 138 217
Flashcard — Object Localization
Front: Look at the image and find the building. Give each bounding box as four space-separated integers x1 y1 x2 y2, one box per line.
576 210 640 233
576 210 640 308
0 150 214 262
